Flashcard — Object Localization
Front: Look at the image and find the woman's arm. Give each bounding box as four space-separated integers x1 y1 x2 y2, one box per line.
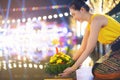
72 16 104 69
72 27 90 61
59 15 106 77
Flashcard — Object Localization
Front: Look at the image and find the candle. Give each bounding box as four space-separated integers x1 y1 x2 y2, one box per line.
56 47 59 54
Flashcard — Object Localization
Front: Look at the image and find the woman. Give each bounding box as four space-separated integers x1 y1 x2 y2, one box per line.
59 0 120 79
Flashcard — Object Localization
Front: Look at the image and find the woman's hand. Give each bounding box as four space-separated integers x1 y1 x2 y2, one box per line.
59 66 77 77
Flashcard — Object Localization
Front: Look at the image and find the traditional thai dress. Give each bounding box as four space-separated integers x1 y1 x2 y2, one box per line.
87 14 120 79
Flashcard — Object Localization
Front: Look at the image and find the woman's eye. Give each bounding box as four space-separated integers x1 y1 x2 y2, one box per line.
72 14 75 16
70 15 73 18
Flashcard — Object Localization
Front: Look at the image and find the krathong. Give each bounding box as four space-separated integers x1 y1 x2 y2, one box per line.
45 47 74 75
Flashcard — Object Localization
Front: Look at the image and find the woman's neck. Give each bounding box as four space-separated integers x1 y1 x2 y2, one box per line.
85 13 93 22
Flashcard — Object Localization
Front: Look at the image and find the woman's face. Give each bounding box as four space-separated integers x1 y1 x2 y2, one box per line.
69 8 84 22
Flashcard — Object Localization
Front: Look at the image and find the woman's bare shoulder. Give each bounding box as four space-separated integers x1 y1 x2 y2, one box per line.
92 14 108 25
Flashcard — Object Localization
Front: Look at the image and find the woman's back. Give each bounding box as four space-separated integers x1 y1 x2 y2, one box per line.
87 14 120 44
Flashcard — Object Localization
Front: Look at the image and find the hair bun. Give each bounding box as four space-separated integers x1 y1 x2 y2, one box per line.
81 0 87 2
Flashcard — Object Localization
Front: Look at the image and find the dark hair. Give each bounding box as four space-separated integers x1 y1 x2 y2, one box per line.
69 0 90 12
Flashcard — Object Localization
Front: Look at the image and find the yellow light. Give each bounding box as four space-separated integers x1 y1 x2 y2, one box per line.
23 63 27 68
29 63 32 68
34 64 38 69
53 14 58 18
13 63 17 68
2 20 5 24
38 17 41 20
7 20 10 24
59 13 63 17
43 16 47 20
48 15 52 19
18 63 22 68
39 64 43 69
12 19 16 23
64 12 69 16
8 63 12 69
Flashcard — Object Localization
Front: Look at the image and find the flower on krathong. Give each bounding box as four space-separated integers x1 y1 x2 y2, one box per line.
49 52 71 64
45 47 75 75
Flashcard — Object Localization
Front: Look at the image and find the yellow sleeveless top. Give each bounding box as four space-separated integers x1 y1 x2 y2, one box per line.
87 14 120 44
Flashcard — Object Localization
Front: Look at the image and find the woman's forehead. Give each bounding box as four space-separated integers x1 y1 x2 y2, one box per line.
69 8 75 13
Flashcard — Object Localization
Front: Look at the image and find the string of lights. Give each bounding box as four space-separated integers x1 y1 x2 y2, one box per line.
0 60 44 70
1 12 70 24
1 5 68 12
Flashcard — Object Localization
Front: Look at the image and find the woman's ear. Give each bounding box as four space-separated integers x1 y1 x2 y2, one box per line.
80 7 86 12
80 7 84 11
